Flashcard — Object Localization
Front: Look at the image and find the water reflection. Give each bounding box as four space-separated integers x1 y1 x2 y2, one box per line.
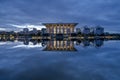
0 38 120 80
43 40 76 51
0 37 119 51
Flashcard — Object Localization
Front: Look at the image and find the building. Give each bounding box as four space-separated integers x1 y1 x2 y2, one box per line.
42 23 78 35
32 28 38 34
30 28 38 34
76 28 81 34
28 28 38 35
81 26 90 35
41 28 47 35
23 28 29 33
94 26 104 35
90 27 94 35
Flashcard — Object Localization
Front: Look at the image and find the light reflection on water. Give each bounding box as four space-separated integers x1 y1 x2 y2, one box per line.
0 39 120 80
0 39 105 50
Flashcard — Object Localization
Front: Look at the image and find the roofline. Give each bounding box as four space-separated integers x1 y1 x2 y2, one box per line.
42 23 78 26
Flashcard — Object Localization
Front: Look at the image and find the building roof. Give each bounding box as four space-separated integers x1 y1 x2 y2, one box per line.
42 23 78 26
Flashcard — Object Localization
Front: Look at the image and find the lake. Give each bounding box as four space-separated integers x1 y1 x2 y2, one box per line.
0 40 120 80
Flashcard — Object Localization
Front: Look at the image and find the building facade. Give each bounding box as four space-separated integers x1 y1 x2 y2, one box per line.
23 28 29 33
32 28 38 34
42 23 78 35
76 28 81 33
41 28 47 35
81 26 90 35
94 26 104 35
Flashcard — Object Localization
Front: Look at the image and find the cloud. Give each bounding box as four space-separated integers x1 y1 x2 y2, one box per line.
11 43 43 49
0 28 6 31
0 0 120 31
10 24 45 30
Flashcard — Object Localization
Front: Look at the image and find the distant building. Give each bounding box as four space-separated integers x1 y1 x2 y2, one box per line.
31 28 38 34
9 31 15 34
33 28 37 33
94 26 104 35
76 28 81 33
81 26 90 35
41 28 47 35
23 28 29 33
90 27 94 35
18 31 24 35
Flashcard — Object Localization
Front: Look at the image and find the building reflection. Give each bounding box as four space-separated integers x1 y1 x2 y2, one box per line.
75 39 104 48
93 39 104 47
82 40 90 47
43 40 76 51
0 37 106 51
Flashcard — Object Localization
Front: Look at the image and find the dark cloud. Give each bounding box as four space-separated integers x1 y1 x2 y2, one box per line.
0 0 120 31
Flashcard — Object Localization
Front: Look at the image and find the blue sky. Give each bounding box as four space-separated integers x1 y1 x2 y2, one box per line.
0 0 120 32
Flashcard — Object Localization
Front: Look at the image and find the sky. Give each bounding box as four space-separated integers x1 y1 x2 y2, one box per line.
0 0 120 32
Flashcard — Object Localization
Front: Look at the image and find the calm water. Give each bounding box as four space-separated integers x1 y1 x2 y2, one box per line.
0 40 120 80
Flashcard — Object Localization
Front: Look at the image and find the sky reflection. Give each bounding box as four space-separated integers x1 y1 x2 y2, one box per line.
0 40 120 80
